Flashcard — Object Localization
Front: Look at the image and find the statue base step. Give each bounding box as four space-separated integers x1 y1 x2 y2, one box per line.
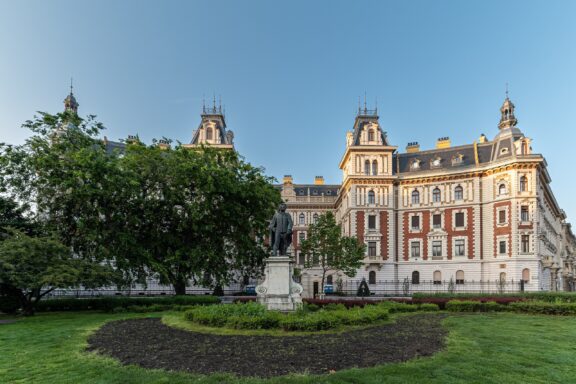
256 256 303 312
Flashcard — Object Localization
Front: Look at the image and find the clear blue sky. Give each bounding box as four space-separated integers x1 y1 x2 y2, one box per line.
1 1 575 220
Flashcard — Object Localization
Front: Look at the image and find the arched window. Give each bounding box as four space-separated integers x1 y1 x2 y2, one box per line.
368 129 374 141
368 271 376 285
299 213 305 225
372 160 378 176
364 160 370 175
499 272 507 282
519 176 527 192
368 190 375 205
432 187 441 202
326 275 333 285
206 127 213 140
456 270 464 285
522 268 530 283
411 271 420 285
454 185 463 201
313 213 319 224
499 184 507 195
411 190 420 204
433 270 442 284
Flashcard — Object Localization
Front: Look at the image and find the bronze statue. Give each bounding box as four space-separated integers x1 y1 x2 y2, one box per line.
269 202 293 256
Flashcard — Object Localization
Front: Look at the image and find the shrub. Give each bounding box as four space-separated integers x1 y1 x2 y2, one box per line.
446 300 502 312
280 312 339 331
0 295 21 314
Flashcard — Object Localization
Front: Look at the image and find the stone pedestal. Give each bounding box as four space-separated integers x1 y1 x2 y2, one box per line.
256 256 303 311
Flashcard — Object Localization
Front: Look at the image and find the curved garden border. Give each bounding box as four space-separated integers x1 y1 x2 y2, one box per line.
87 314 447 377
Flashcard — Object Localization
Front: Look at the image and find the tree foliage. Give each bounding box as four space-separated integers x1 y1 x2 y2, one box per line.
0 230 115 315
301 212 365 293
0 111 281 295
116 142 281 294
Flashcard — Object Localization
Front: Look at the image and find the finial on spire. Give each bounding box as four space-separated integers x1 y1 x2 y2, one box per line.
375 96 378 114
70 77 74 94
505 82 509 99
358 96 361 114
212 93 216 112
363 92 367 114
219 95 222 113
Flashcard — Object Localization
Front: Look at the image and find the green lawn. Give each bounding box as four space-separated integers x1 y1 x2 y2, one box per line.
1 311 575 384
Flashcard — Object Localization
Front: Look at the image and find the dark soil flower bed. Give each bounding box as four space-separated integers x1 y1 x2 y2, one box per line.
87 314 447 377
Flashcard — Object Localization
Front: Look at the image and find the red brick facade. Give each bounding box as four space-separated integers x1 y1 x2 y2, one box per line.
403 211 430 261
444 207 475 260
380 211 389 260
356 211 365 244
493 201 512 257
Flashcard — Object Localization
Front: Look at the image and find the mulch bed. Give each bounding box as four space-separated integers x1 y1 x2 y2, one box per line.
87 314 448 378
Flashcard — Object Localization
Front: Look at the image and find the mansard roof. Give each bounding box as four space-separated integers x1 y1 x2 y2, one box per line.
394 142 494 174
276 184 340 197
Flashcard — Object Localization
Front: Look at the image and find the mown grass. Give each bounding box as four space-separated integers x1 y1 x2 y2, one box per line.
1 311 575 383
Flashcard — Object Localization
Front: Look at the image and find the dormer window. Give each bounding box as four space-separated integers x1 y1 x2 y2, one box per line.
452 153 464 166
368 129 374 141
500 147 509 155
430 156 442 169
410 159 421 171
206 127 213 140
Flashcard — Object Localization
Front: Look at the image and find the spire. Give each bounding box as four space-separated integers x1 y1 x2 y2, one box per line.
63 78 79 114
498 88 518 130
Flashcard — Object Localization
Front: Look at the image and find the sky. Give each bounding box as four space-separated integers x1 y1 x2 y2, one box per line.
1 0 575 220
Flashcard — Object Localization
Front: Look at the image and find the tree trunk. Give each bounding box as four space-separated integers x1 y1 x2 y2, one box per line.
173 279 187 295
21 297 35 316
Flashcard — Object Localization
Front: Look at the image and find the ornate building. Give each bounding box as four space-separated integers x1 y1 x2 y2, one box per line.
280 98 576 295
55 87 575 295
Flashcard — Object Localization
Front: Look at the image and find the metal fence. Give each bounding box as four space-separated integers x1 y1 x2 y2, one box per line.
45 283 248 298
336 279 530 296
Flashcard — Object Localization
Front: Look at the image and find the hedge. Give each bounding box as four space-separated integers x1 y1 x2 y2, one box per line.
413 292 576 303
446 300 502 312
507 301 576 315
36 295 219 312
184 302 391 331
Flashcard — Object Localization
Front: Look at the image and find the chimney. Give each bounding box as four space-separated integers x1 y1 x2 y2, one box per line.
436 137 451 149
314 176 325 185
478 133 488 143
406 142 420 153
126 135 139 144
158 139 170 150
283 175 293 185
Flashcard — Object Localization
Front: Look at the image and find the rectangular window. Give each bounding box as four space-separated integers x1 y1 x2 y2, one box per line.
455 239 465 256
499 240 507 255
432 241 442 257
368 242 376 257
521 235 529 253
368 215 376 229
498 210 506 224
299 232 305 244
521 206 529 222
411 215 420 230
298 252 305 265
455 212 465 228
410 242 420 258
433 214 441 229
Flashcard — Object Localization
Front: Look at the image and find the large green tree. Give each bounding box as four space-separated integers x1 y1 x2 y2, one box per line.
0 111 281 295
301 212 365 293
118 142 280 294
0 230 115 315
